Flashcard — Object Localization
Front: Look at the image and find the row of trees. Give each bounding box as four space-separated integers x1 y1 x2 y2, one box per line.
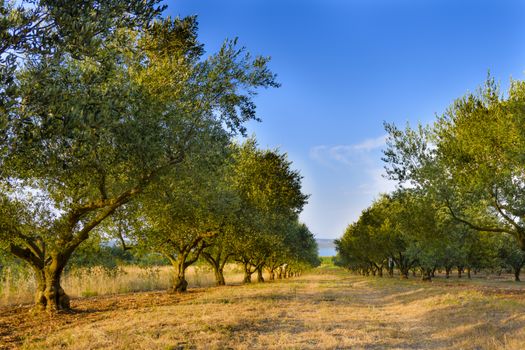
335 190 525 281
336 76 525 282
0 1 318 313
118 139 319 292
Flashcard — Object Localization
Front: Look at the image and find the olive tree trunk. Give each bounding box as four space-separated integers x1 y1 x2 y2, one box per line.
513 265 522 282
166 239 208 293
171 257 189 293
421 268 432 282
214 266 226 286
10 245 72 313
202 252 227 286
256 266 265 283
33 259 70 312
243 263 253 283
394 254 414 279
268 268 275 281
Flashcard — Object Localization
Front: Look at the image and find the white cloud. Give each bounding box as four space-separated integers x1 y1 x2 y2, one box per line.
352 134 388 151
309 134 387 166
304 135 397 238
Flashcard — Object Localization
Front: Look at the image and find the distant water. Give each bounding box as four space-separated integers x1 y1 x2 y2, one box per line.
316 239 336 257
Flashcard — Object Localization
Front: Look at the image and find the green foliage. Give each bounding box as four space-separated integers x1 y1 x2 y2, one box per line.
339 75 525 282
495 234 525 280
67 238 169 271
336 189 496 280
229 139 312 273
0 2 281 309
384 76 525 249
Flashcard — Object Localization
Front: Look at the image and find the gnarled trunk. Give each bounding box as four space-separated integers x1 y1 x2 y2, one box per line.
10 242 78 313
256 266 264 283
421 268 432 282
167 239 208 293
172 275 188 292
268 268 275 281
445 267 451 279
395 254 412 279
172 271 188 292
170 256 189 293
243 263 253 283
33 261 70 313
208 257 226 286
202 251 229 286
214 267 226 286
514 266 522 282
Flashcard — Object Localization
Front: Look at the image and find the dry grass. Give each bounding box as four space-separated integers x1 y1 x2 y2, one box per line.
0 264 245 306
2 268 525 349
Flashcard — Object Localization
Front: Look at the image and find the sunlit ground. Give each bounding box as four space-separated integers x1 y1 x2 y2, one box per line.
1 266 525 349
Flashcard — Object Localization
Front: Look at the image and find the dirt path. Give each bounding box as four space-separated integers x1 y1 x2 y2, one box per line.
2 270 525 349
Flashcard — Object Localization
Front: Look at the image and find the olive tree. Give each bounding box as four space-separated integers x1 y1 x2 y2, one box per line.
230 140 308 283
496 233 525 281
0 8 277 311
384 78 525 254
132 135 239 292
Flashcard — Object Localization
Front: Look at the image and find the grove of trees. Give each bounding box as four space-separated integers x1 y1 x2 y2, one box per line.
336 77 525 282
0 1 319 313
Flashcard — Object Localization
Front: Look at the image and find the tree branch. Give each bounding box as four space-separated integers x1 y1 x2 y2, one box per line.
185 240 209 267
117 231 132 251
491 189 523 232
10 244 43 269
445 201 512 234
63 186 142 258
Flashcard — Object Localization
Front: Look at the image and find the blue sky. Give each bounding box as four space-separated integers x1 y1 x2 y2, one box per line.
167 0 525 239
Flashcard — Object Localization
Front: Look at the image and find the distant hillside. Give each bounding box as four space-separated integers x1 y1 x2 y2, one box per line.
316 239 336 257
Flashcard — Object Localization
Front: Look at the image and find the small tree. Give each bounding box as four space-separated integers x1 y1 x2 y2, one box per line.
230 140 308 283
497 234 525 281
133 138 238 292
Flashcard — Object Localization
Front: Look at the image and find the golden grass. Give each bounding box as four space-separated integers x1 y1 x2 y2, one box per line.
2 268 525 349
0 264 245 306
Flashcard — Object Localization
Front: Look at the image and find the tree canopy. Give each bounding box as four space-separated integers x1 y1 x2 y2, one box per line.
0 2 289 312
337 76 525 282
